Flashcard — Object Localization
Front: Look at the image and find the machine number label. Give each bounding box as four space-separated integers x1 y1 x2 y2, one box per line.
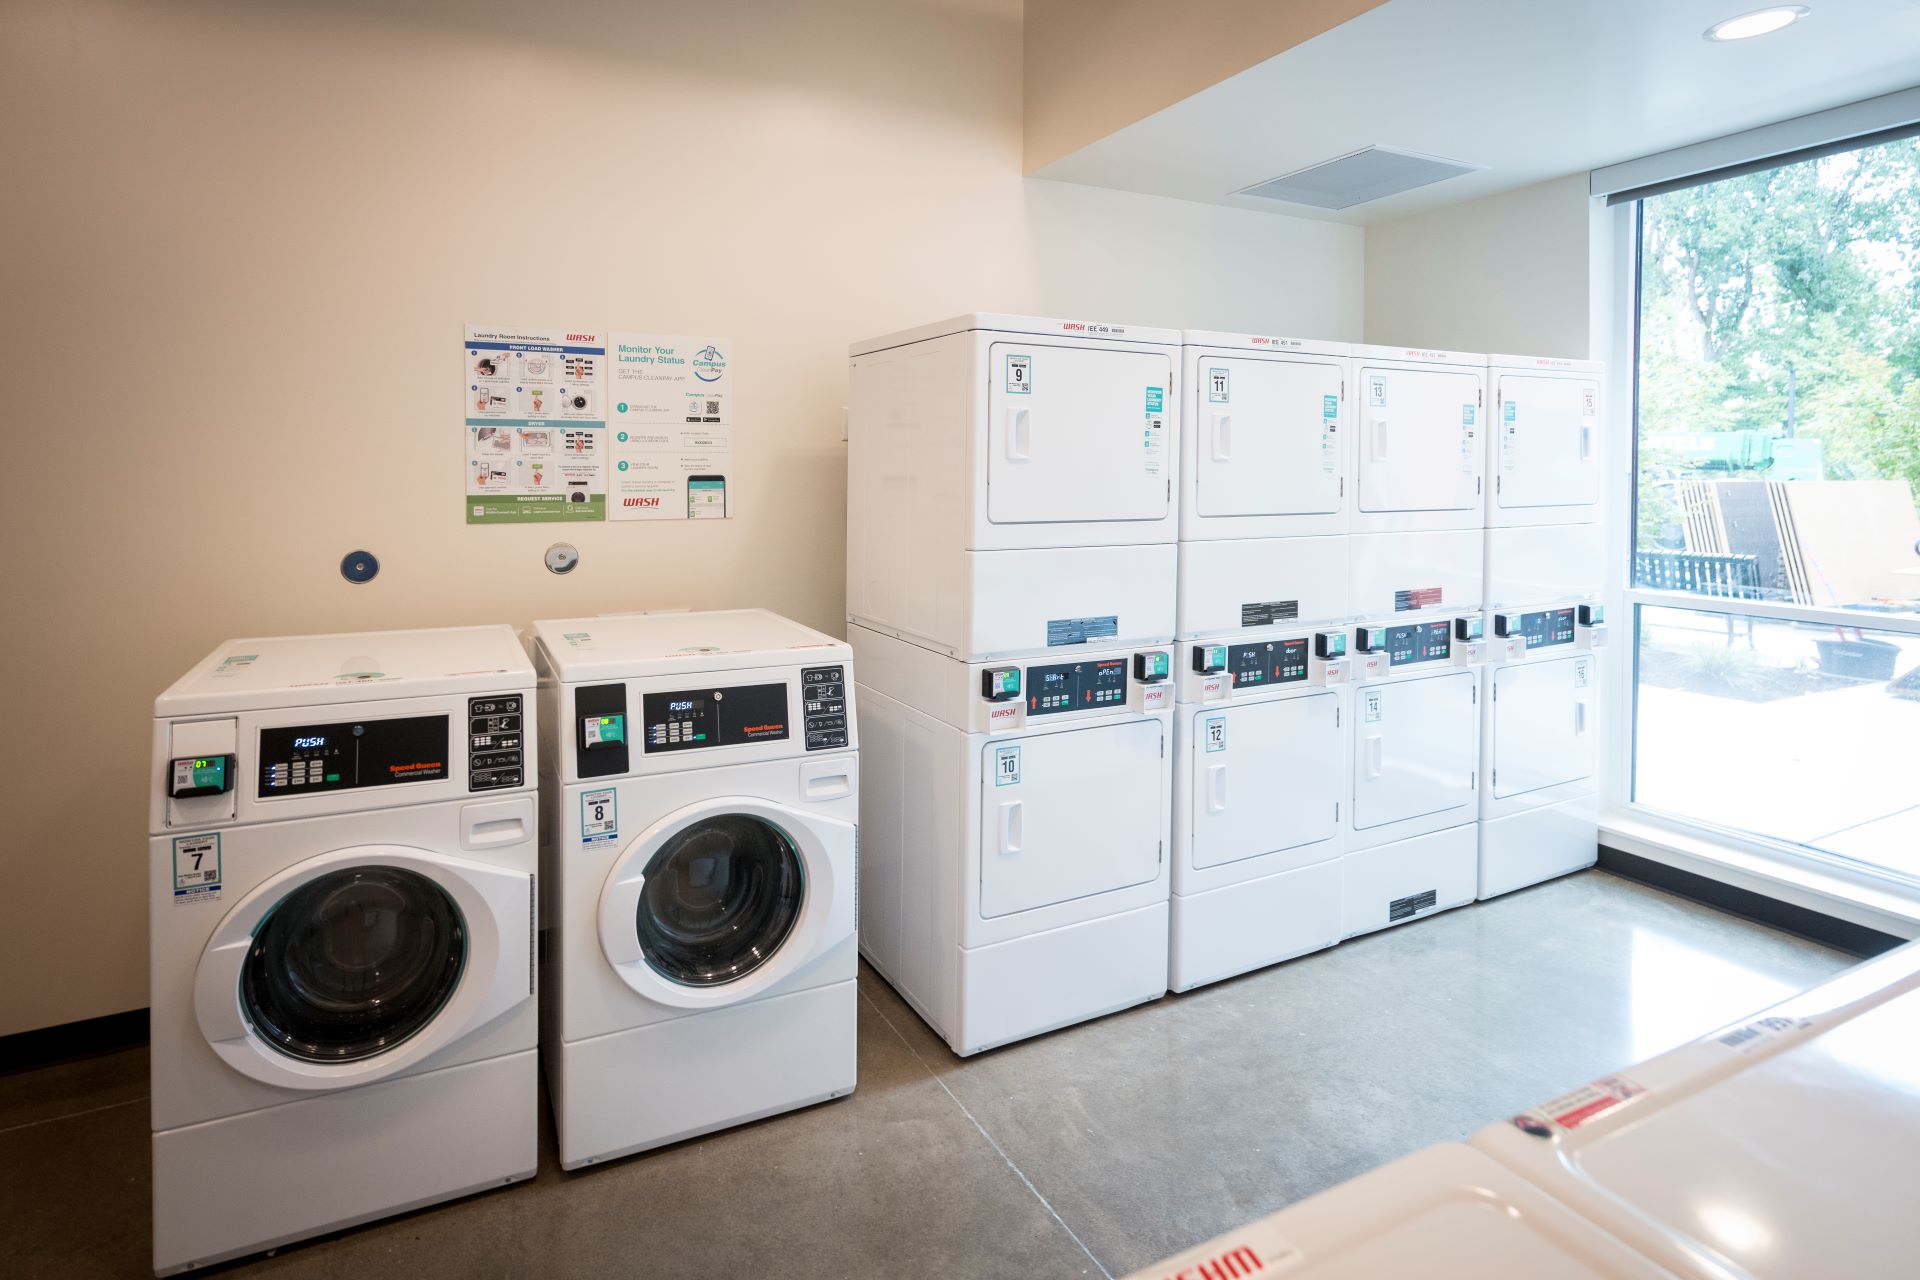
1005 353 1031 394
994 745 1021 787
1368 374 1387 407
1208 367 1230 403
1204 716 1226 753
1363 689 1383 723
1582 387 1597 418
1574 659 1590 688
581 788 618 845
172 833 222 904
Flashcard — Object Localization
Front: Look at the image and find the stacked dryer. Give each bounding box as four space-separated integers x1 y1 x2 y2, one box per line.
1169 332 1354 991
1479 355 1606 899
1342 347 1490 936
846 313 1179 1055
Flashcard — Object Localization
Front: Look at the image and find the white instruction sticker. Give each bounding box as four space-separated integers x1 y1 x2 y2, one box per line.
581 788 618 845
1204 716 1226 753
172 833 221 904
994 745 1021 787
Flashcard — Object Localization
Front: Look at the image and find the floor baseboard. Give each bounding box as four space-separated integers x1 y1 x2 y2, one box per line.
1 1008 149 1075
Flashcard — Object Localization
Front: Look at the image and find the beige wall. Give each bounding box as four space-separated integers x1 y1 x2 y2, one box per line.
0 0 1362 1035
1023 0 1387 172
1363 174 1603 358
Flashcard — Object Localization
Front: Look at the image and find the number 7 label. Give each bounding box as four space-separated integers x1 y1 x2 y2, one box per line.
172 833 222 904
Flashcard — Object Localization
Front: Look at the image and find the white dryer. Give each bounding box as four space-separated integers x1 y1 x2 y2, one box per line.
1123 1142 1681 1280
1479 600 1606 899
1176 331 1352 640
531 610 857 1169
1485 354 1604 608
1348 345 1487 621
148 627 538 1275
847 313 1181 661
1473 941 1920 1280
1341 610 1487 937
1170 626 1351 991
851 623 1174 1055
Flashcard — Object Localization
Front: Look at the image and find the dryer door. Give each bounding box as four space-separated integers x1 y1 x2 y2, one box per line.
1355 364 1482 514
599 797 853 1009
1192 354 1344 519
193 846 531 1091
1189 693 1342 871
1352 671 1477 830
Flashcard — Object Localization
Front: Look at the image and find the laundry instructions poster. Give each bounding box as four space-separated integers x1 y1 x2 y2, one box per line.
607 333 734 521
464 326 607 524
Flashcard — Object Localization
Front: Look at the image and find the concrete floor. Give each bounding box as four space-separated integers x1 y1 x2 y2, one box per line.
1 870 1858 1279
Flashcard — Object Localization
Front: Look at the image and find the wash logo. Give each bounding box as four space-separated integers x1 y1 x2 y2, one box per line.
692 345 728 383
622 496 660 508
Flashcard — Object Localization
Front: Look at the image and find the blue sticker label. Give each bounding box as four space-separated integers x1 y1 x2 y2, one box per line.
1323 394 1338 418
1504 401 1517 422
1463 405 1477 426
1145 387 1164 413
1046 615 1120 647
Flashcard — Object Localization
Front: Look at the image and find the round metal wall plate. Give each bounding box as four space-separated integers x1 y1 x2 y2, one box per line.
545 543 580 575
340 550 379 584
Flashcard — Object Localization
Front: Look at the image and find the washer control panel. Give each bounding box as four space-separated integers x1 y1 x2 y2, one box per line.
802 665 849 751
260 715 449 796
468 695 524 791
641 683 789 753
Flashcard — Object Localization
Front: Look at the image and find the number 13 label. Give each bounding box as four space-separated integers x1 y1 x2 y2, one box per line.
172 833 221 904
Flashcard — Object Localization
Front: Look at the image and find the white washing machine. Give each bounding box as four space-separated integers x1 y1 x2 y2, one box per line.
148 627 538 1275
851 623 1174 1055
1473 941 1920 1279
1347 345 1487 621
1122 1142 1681 1280
1485 354 1604 608
1479 599 1606 899
1170 625 1351 991
1341 610 1486 937
847 313 1180 661
1176 330 1352 640
531 610 858 1169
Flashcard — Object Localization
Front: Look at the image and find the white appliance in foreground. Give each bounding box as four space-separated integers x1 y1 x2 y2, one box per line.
1123 1142 1680 1280
1473 941 1920 1280
1170 625 1351 991
1347 345 1487 621
1485 353 1605 608
1341 609 1486 937
1479 600 1606 899
1176 331 1351 639
149 627 538 1275
532 610 857 1169
852 623 1174 1055
847 314 1181 661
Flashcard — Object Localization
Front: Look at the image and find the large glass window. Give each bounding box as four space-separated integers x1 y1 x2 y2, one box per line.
1630 135 1920 877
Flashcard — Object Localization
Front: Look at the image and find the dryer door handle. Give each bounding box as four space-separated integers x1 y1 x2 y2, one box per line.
1370 418 1389 462
996 800 1023 855
1211 413 1232 462
1364 734 1385 779
1206 763 1228 813
1006 407 1032 462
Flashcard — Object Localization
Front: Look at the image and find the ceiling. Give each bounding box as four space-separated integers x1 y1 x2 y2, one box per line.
1031 0 1920 224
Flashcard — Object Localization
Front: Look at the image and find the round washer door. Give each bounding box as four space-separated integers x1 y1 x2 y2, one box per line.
194 845 532 1091
600 798 852 1009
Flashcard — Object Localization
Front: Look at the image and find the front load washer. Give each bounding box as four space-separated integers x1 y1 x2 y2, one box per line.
148 626 538 1275
851 623 1175 1055
1479 599 1607 899
1170 625 1351 991
1341 609 1487 937
532 609 857 1169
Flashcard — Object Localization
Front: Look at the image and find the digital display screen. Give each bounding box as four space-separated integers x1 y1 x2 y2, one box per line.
1384 621 1452 667
1227 638 1309 688
259 716 449 795
1027 659 1129 717
642 683 788 753
1516 608 1576 649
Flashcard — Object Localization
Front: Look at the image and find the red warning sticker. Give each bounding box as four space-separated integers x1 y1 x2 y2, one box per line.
1533 1074 1648 1131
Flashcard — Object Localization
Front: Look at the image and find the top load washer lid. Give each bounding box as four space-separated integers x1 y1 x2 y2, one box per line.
1180 329 1351 358
1350 342 1485 368
849 313 1180 358
154 625 533 717
1123 1143 1679 1280
1488 353 1604 375
532 608 849 682
1474 940 1920 1280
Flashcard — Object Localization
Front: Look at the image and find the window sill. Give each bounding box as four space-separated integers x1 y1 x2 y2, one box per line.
1600 808 1920 941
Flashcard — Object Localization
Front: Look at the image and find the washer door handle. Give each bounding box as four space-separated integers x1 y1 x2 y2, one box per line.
600 871 648 966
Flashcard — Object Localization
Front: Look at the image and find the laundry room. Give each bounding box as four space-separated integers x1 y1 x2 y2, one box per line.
3 1 1919 1276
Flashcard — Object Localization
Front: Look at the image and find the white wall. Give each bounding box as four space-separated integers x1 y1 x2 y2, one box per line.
1363 173 1602 357
0 0 1362 1035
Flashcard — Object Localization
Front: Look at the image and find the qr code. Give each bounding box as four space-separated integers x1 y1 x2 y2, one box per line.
704 400 719 414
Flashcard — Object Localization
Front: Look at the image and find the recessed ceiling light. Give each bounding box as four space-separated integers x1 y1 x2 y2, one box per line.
1704 6 1809 41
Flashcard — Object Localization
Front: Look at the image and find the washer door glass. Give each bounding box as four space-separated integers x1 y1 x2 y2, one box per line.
242 866 466 1062
636 815 804 986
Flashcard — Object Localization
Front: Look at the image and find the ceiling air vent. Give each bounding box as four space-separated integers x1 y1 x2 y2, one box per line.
1238 146 1480 211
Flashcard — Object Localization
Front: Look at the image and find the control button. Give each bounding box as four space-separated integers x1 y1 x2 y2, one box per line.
1191 644 1226 674
170 754 236 800
582 714 625 749
982 667 1022 701
1132 651 1170 683
1315 632 1347 660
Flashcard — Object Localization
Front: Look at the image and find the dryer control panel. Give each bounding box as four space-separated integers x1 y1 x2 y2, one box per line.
972 646 1173 732
1353 614 1485 680
1181 630 1347 703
